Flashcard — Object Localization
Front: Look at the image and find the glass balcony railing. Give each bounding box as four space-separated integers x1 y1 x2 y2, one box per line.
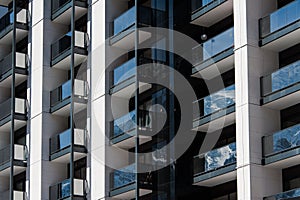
49 178 86 200
113 7 136 36
111 164 136 190
263 124 300 158
52 0 70 14
261 60 300 97
0 98 27 121
0 10 13 32
193 85 235 120
50 128 87 155
51 31 88 60
264 188 300 200
0 144 27 166
194 142 236 175
113 58 136 86
52 0 87 14
0 52 27 77
110 164 152 191
259 0 300 39
0 8 27 35
191 0 215 13
111 110 157 139
50 79 88 107
50 80 72 107
192 27 234 65
111 57 158 89
112 6 167 37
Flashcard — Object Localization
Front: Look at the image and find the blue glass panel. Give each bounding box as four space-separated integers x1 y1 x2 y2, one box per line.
58 129 71 150
203 0 213 7
0 10 13 33
261 0 300 38
204 143 236 172
51 32 72 60
113 111 136 137
60 179 71 198
270 1 300 33
203 85 235 116
112 164 136 189
66 31 72 37
202 27 234 60
62 80 72 100
0 7 8 19
272 124 300 154
113 58 136 85
271 60 300 93
265 188 300 200
114 7 136 35
9 12 13 24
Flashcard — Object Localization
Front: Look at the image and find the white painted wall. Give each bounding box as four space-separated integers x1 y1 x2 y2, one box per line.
234 0 283 199
90 0 107 199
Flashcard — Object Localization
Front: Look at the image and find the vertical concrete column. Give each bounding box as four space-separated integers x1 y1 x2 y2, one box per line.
90 0 106 199
234 0 283 199
29 0 69 199
29 0 45 198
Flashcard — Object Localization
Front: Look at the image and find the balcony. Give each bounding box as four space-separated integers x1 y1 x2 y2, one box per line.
2 190 26 200
0 98 27 132
50 79 88 116
50 128 87 163
49 178 86 200
262 124 300 167
51 0 88 24
110 6 166 49
191 0 233 27
264 188 300 200
109 164 152 199
193 142 236 186
110 110 164 149
0 8 28 45
110 58 152 98
261 60 300 109
193 85 235 132
192 27 234 79
0 52 28 87
259 0 300 51
51 31 88 69
0 144 27 176
0 0 12 7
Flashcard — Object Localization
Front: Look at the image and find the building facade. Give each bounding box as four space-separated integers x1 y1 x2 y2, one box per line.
0 0 300 199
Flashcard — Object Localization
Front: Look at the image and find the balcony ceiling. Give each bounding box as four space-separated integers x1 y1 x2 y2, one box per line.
191 0 233 27
0 29 28 46
262 28 300 52
0 0 12 7
266 154 300 169
263 89 300 110
53 6 87 25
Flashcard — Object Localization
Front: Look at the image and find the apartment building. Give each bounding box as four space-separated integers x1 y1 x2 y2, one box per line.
0 0 299 199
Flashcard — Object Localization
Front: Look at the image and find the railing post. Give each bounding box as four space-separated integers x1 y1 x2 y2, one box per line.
70 0 76 198
10 0 17 199
134 0 140 198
